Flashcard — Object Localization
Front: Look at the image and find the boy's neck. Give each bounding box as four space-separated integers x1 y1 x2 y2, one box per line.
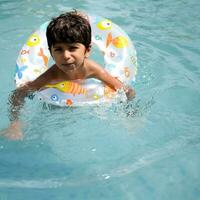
57 65 87 81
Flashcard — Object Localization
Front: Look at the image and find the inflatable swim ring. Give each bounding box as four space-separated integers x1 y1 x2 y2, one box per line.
15 15 137 106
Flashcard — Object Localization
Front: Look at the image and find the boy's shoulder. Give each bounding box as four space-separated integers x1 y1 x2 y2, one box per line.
85 59 105 78
41 64 59 80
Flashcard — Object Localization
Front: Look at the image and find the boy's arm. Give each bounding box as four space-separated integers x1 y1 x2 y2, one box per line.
87 60 135 100
1 84 35 140
9 66 55 121
8 83 37 121
2 70 51 140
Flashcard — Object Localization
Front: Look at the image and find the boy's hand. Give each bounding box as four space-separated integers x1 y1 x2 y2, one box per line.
124 86 136 100
0 121 23 140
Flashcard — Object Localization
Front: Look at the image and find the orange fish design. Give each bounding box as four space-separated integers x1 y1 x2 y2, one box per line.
38 48 49 66
46 81 87 96
106 32 128 48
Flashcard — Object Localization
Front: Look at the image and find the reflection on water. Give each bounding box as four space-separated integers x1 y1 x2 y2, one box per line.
0 130 199 189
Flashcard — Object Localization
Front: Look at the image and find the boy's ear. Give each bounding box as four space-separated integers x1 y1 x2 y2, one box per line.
85 44 92 58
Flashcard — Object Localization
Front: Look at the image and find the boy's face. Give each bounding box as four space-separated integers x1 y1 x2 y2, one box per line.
50 42 91 74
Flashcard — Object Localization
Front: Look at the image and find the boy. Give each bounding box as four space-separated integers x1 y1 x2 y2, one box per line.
2 10 135 140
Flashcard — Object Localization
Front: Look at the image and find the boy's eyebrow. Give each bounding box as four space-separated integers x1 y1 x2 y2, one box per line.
52 44 62 48
53 43 80 48
67 43 80 47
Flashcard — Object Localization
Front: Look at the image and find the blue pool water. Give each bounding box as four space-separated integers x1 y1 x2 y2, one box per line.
0 0 200 199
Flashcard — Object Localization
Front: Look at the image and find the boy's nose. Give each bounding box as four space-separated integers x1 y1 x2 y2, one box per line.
63 50 71 60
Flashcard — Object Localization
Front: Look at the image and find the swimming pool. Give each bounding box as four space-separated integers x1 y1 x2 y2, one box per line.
0 0 200 199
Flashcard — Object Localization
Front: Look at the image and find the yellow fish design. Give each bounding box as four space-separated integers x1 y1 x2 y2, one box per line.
46 81 87 96
97 19 112 30
27 33 40 47
106 32 128 48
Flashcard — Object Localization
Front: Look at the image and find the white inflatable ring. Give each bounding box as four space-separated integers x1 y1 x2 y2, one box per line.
15 15 137 106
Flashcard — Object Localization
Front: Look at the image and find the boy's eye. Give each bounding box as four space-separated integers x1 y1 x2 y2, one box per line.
54 48 62 52
69 46 78 51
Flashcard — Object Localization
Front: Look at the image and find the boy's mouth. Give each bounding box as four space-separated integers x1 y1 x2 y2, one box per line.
62 63 74 67
61 63 77 71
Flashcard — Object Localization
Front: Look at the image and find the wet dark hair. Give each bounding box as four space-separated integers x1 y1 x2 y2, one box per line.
46 10 91 50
